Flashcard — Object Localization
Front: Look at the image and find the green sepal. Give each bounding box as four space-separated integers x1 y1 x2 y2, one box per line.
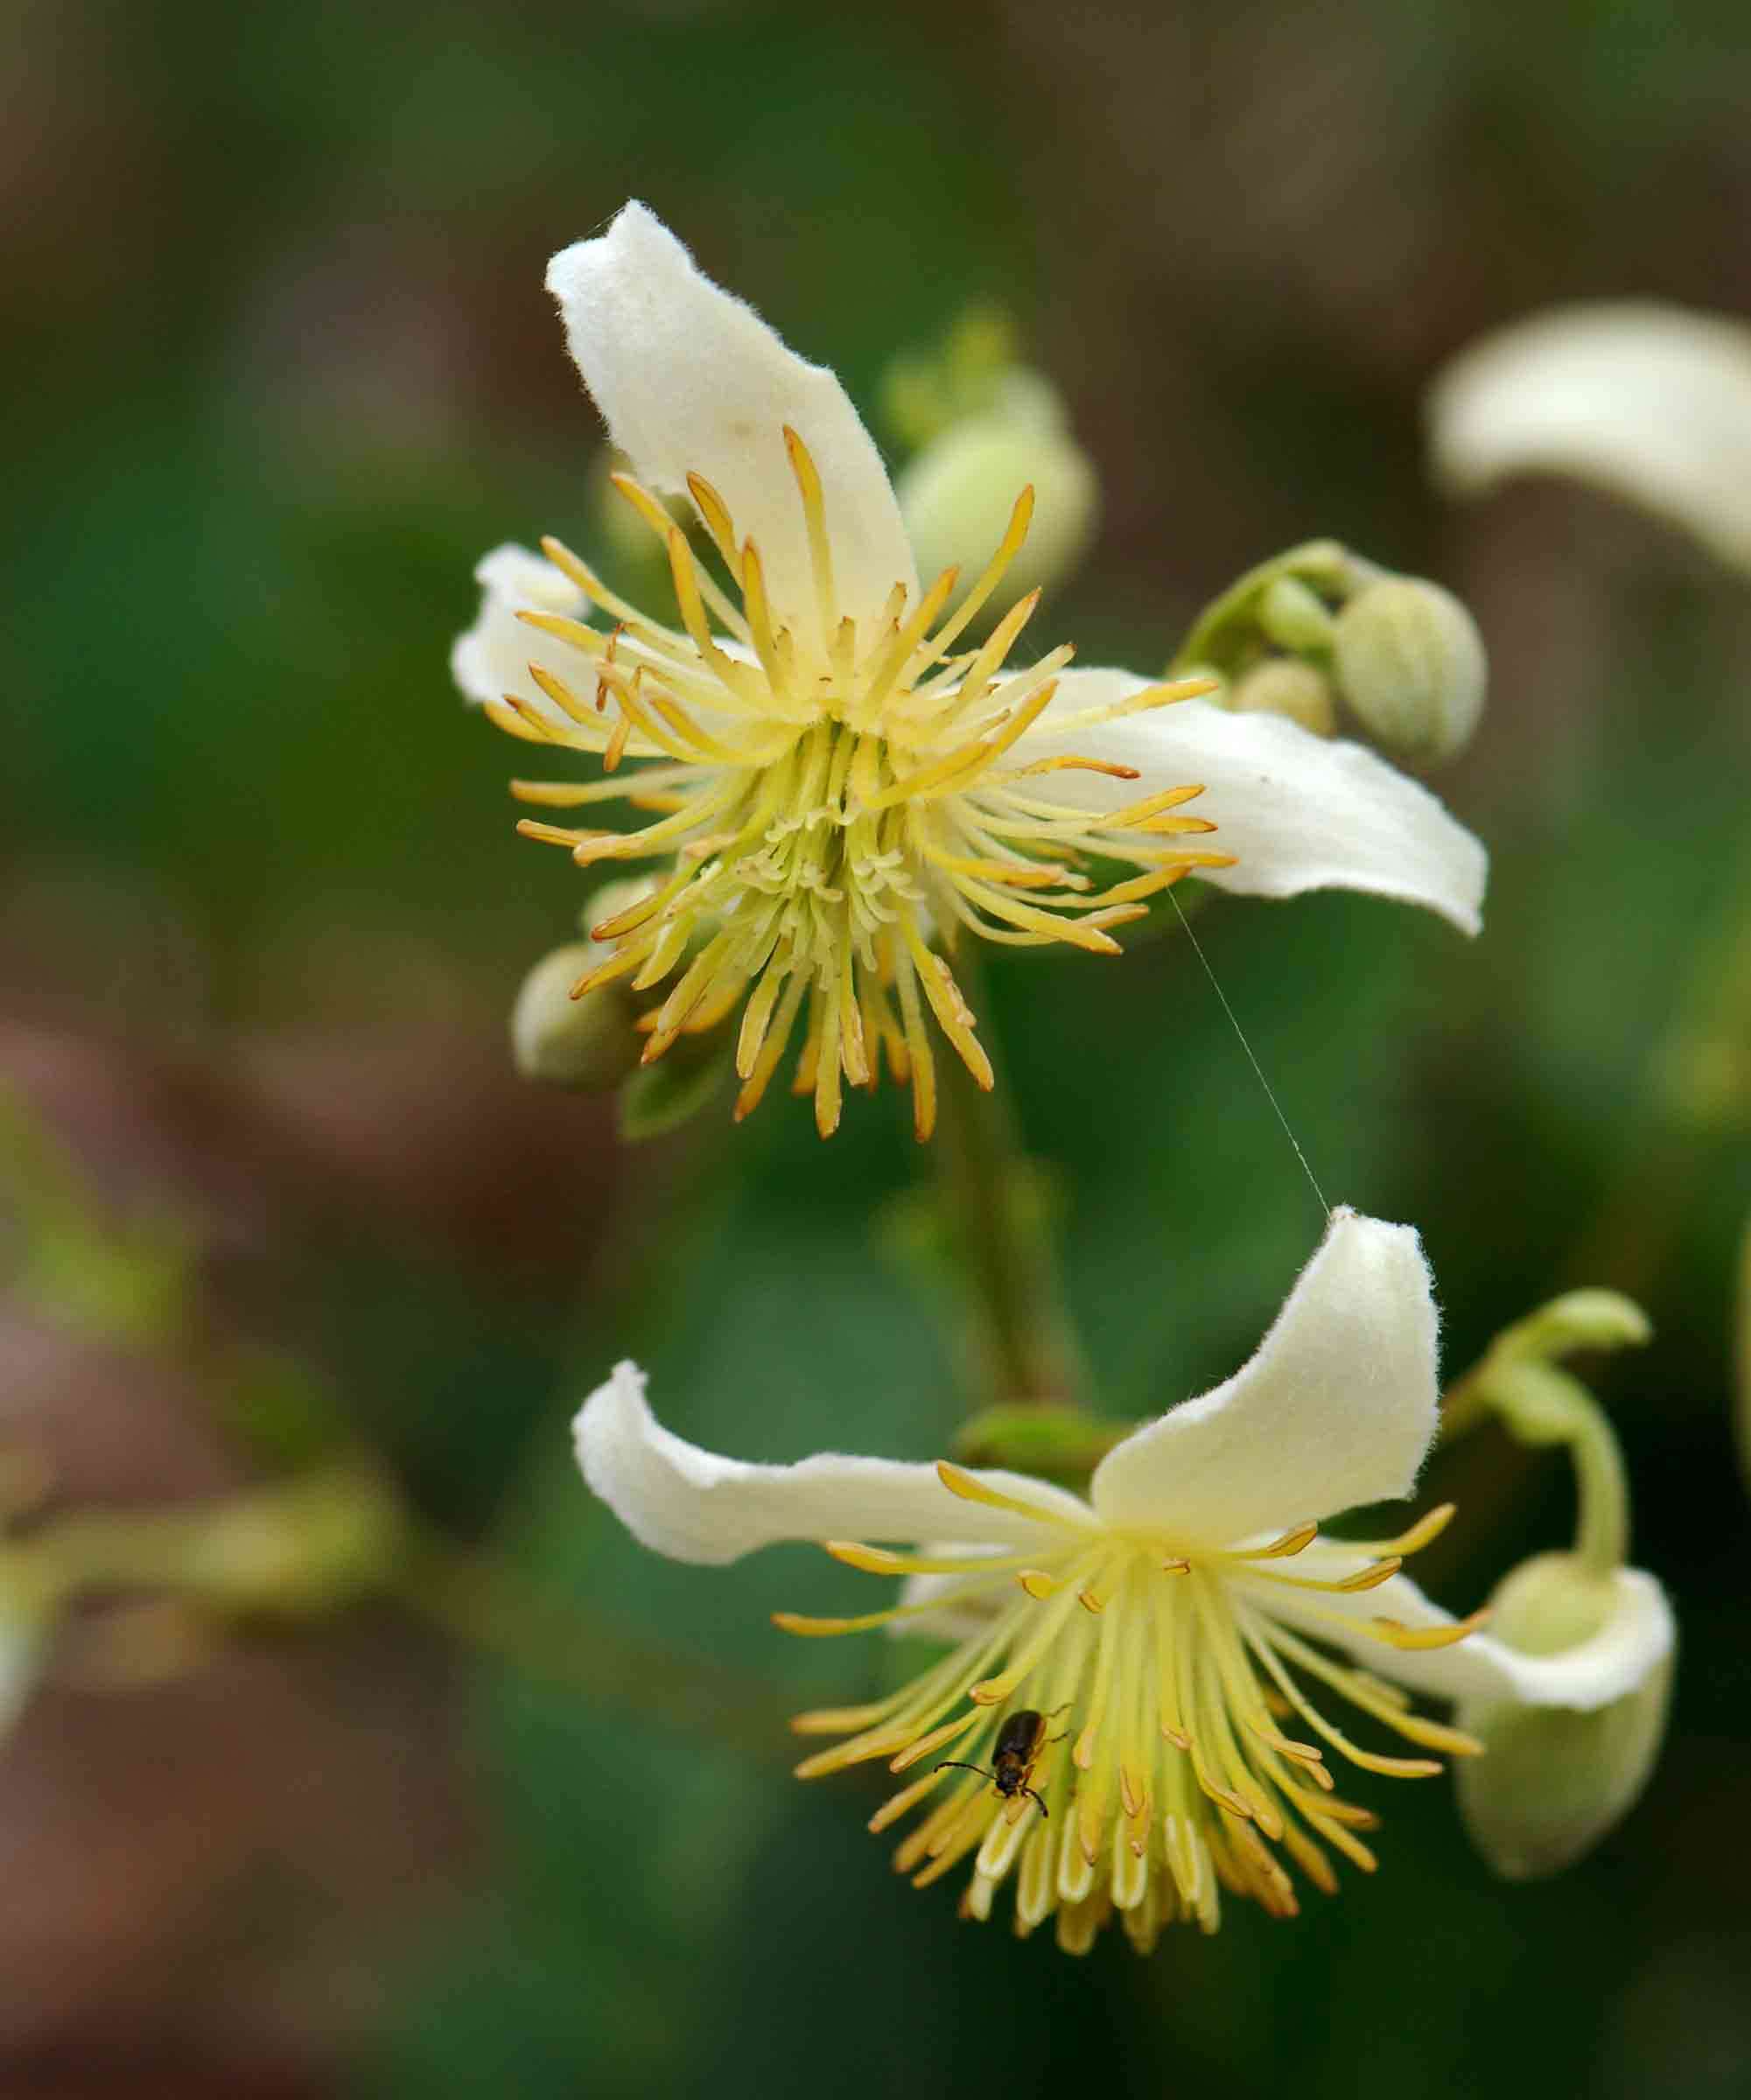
952 1404 1139 1483
616 1038 734 1143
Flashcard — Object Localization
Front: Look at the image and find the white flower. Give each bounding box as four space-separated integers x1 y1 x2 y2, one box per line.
574 1209 1670 1954
1427 301 1751 570
451 543 592 717
458 202 1488 1138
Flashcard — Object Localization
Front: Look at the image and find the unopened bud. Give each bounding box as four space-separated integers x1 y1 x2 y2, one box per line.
510 942 643 1091
1331 577 1487 762
896 410 1098 625
1457 1552 1675 1879
1256 576 1337 654
1226 658 1337 737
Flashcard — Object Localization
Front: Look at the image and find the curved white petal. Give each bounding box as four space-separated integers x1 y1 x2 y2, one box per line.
1089 1210 1439 1547
1427 302 1751 570
1012 673 1486 934
573 1361 1095 1565
1249 1562 1674 1711
450 542 592 719
545 202 916 640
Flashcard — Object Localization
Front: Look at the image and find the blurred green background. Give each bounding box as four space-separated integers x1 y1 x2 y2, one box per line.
4 0 1750 2093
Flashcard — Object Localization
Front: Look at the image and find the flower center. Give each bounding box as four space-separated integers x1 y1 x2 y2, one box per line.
486 429 1229 1137
780 1466 1482 1955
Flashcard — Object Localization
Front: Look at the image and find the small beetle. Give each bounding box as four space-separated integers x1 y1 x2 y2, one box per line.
936 1704 1071 1821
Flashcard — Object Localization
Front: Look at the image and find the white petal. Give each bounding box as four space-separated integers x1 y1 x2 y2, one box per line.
1089 1210 1439 1547
1428 302 1751 570
573 1361 1094 1565
1249 1563 1675 1711
1013 673 1486 934
545 202 916 640
450 542 591 719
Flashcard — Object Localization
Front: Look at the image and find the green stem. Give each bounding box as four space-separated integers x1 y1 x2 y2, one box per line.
1736 1216 1751 1492
1455 1362 1631 1577
34 1464 407 1617
1168 540 1376 676
15 1467 791 1760
930 958 1084 1410
392 1533 789 1762
1570 1391 1631 1574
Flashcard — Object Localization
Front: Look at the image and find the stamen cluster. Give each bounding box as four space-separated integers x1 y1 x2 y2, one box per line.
487 430 1226 1136
781 1465 1482 1952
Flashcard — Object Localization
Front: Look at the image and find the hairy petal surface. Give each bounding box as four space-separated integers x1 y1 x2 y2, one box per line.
1015 673 1487 934
545 201 917 637
1090 1211 1439 1546
574 1362 1094 1565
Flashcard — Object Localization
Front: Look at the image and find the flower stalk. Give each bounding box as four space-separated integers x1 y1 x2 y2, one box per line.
1440 1287 1647 1575
929 956 1084 1412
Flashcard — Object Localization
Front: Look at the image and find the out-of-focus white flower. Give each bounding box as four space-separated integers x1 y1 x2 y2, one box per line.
574 1210 1667 1954
1428 302 1751 570
455 204 1488 1137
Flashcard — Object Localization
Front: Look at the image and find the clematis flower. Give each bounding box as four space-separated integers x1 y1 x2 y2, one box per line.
457 202 1487 1138
575 1210 1670 1953
1427 301 1751 571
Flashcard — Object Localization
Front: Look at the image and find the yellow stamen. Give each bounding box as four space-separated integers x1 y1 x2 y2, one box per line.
479 438 1219 1139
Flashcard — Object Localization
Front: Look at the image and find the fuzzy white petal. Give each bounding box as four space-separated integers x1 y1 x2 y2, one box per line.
1428 302 1751 570
1089 1211 1439 1547
573 1362 1093 1565
450 542 591 719
545 202 916 639
1250 1563 1675 1711
1013 674 1486 934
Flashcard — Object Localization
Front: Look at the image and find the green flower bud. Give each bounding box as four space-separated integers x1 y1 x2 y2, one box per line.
1457 1552 1675 1880
881 306 1020 449
510 942 644 1091
1256 576 1337 655
1226 658 1337 737
1331 577 1487 762
895 410 1098 626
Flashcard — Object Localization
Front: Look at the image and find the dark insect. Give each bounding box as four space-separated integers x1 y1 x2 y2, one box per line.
935 1704 1072 1820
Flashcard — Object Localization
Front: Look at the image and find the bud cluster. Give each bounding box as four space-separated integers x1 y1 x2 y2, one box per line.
1173 541 1488 766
